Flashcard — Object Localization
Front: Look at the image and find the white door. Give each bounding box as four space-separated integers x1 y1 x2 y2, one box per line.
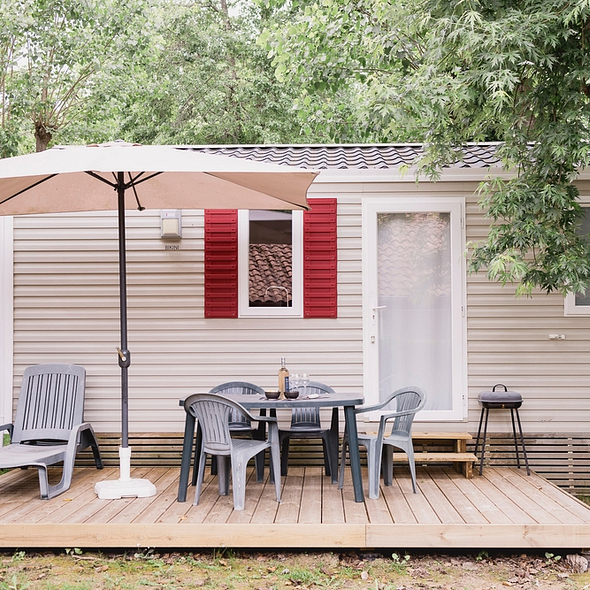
362 197 466 421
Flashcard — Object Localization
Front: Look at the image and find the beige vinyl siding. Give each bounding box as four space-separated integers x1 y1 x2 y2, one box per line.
12 184 365 434
465 181 590 435
10 175 590 439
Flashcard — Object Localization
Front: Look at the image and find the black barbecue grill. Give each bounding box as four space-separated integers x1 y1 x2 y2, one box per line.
474 384 530 476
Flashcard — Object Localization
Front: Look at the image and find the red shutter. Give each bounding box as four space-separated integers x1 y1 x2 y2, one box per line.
204 201 338 319
204 210 238 318
304 198 338 318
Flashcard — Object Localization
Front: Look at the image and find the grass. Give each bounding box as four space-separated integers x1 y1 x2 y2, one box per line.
0 549 587 590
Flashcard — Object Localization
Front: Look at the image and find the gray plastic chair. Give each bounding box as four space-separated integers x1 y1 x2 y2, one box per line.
184 393 281 511
203 381 266 482
278 381 337 478
338 386 426 499
0 364 103 499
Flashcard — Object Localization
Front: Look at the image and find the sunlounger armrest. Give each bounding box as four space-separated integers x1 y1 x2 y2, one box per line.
0 423 13 439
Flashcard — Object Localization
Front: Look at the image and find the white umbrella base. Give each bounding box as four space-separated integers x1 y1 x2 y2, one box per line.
94 477 157 499
94 446 157 499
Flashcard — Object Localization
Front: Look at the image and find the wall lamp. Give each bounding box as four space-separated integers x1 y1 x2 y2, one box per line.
160 210 182 239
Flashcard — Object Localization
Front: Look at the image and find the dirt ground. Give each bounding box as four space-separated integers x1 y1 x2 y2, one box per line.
1 549 590 590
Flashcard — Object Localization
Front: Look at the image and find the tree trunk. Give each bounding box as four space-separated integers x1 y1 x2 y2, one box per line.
34 121 52 152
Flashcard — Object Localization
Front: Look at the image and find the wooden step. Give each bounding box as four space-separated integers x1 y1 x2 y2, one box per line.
412 431 472 440
395 452 478 478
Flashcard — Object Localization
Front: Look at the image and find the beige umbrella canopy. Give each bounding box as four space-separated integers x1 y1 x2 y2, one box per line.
0 142 313 215
0 141 317 499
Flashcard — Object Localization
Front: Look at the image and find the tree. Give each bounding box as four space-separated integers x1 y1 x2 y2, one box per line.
118 0 309 145
0 0 30 157
2 0 152 152
261 0 590 295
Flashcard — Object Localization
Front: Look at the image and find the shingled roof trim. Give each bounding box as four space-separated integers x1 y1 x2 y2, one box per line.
187 143 502 170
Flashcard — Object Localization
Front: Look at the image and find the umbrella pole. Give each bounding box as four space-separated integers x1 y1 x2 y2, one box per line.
94 172 156 499
117 173 130 450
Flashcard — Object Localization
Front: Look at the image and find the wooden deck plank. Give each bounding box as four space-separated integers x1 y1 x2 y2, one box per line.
397 468 441 524
499 468 590 524
108 469 180 524
365 523 590 549
50 468 123 524
509 469 590 523
470 471 538 524
298 467 323 524
440 467 512 525
415 469 465 524
483 468 562 524
337 468 386 525
427 470 489 525
0 467 40 492
0 467 83 523
250 475 281 524
132 469 185 524
21 468 116 524
82 467 157 524
183 472 226 524
381 475 418 524
2 466 590 549
338 469 367 524
507 467 589 523
0 471 49 520
202 482 236 524
159 475 217 525
274 467 304 524
227 470 267 524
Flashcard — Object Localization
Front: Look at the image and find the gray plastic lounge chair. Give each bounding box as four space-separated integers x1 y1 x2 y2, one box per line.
0 364 103 499
278 381 337 478
184 393 281 511
338 386 426 499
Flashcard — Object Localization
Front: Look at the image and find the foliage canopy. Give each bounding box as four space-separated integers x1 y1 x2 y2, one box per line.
260 0 590 295
2 0 590 294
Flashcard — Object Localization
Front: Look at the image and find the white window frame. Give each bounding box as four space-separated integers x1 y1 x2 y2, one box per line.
564 200 590 316
362 196 468 422
238 210 303 318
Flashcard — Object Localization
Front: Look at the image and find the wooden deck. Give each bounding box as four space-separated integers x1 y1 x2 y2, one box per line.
1 464 590 550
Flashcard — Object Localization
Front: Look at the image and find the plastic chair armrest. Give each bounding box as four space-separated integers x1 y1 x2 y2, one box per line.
0 423 13 439
68 422 94 453
354 400 391 414
381 408 420 422
253 415 278 425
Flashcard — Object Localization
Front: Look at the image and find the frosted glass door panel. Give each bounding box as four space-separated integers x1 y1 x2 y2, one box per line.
377 212 452 411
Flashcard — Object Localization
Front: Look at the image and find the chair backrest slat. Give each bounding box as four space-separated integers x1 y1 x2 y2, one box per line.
209 381 264 430
185 394 251 455
13 364 86 444
290 381 334 428
384 388 426 437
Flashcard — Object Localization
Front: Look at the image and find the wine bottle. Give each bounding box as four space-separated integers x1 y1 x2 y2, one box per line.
278 357 290 396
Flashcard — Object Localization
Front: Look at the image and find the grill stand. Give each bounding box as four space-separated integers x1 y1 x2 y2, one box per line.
474 385 531 476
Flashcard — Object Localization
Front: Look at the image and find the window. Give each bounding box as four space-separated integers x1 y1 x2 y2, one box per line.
204 199 337 319
238 210 303 317
565 205 590 316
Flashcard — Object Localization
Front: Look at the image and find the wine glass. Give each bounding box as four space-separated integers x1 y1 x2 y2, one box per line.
300 373 310 397
291 373 301 392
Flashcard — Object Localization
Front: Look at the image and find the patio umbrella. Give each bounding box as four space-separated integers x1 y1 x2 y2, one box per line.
0 141 317 499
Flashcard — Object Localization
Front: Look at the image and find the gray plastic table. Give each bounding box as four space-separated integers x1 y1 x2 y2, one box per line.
177 391 366 503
